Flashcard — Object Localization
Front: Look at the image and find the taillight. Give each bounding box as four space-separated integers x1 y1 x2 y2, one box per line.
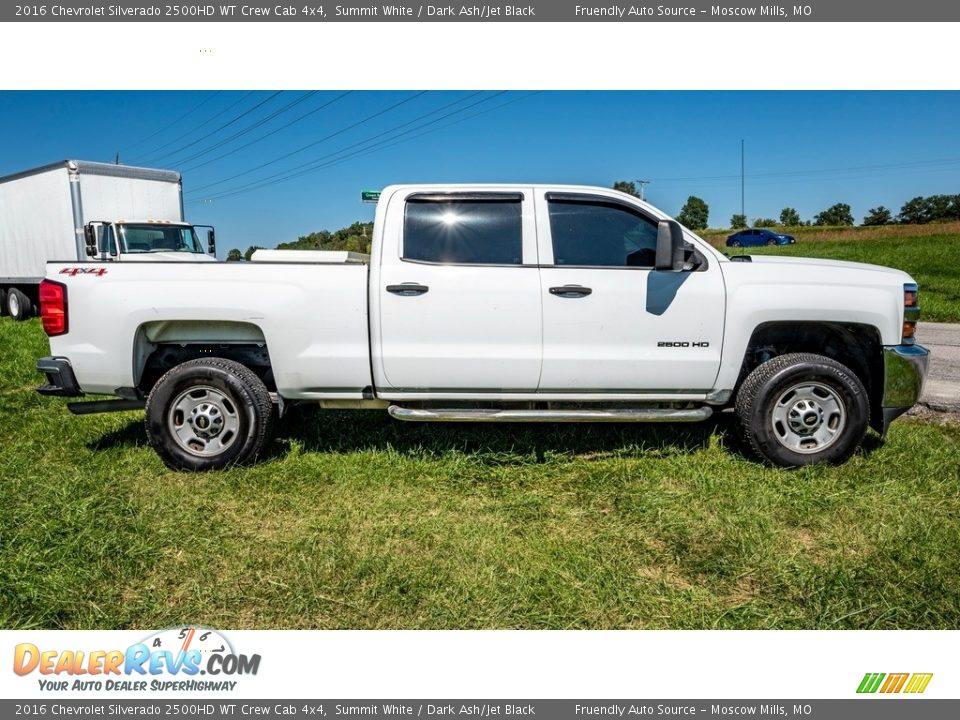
39 280 68 336
902 282 919 345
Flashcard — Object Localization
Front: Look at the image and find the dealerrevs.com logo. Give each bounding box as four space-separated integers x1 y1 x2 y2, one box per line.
13 627 260 692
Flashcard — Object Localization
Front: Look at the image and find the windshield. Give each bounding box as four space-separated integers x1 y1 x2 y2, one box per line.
117 224 204 254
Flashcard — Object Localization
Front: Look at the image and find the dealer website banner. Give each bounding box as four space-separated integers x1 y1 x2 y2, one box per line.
3 630 958 716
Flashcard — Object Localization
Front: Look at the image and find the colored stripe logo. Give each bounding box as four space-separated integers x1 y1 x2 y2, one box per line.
857 673 933 694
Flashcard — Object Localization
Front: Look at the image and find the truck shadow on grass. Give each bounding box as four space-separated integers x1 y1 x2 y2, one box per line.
268 407 746 464
87 407 885 466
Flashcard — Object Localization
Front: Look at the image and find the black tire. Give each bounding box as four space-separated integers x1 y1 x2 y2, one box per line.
735 352 869 467
145 358 274 471
766 239 777 246
0 288 7 317
729 240 742 247
7 288 33 321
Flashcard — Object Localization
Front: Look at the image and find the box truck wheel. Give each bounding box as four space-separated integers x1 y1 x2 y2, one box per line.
145 358 274 471
6 288 33 321
0 288 6 316
735 352 869 468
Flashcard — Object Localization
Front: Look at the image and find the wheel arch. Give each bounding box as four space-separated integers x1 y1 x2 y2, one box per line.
133 320 275 395
736 321 885 433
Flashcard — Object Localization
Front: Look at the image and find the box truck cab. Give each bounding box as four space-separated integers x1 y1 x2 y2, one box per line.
0 160 216 321
86 219 217 262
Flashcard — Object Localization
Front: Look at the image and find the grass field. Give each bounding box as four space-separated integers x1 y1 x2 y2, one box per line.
702 223 960 322
1 319 958 630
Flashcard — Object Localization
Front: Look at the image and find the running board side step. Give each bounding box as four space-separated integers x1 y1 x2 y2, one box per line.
388 406 713 423
67 399 145 415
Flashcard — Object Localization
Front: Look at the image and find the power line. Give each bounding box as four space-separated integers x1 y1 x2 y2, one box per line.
191 92 540 204
190 92 501 200
186 91 429 194
180 91 353 172
188 91 496 199
145 91 283 165
131 91 256 163
167 91 320 167
118 91 221 154
198 92 539 203
651 156 960 184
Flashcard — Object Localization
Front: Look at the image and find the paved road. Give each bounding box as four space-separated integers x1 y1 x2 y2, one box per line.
917 322 960 411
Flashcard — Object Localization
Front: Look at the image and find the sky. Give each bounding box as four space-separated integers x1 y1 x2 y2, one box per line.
1 90 959 257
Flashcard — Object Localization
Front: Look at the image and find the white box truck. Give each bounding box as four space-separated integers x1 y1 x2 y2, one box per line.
0 159 216 320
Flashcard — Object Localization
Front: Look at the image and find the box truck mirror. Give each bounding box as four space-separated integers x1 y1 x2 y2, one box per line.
83 225 97 257
207 229 216 255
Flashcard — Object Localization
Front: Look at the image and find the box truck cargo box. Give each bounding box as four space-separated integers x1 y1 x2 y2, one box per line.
0 160 215 320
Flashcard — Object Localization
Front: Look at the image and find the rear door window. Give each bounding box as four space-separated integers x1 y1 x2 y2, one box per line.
403 195 523 265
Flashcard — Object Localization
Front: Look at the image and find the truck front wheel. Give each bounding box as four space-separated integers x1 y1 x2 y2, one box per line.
145 358 274 471
735 352 869 467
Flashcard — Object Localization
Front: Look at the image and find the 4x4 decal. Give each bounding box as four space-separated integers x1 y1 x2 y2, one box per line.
60 267 107 277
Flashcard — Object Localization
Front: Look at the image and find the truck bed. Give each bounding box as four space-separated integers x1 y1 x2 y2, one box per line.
46 260 372 398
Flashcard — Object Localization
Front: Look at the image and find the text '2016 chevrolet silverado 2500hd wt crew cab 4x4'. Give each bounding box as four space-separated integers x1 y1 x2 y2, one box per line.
35 184 929 471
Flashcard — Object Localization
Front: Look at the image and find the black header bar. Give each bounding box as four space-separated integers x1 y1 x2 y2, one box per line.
4 1 960 22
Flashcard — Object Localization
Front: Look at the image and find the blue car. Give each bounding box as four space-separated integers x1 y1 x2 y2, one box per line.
726 228 796 247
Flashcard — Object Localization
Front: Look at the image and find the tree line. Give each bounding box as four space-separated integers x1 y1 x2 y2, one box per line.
612 180 960 231
226 221 374 261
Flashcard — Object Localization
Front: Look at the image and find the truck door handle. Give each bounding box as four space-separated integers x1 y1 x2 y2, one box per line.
549 285 592 298
386 283 429 296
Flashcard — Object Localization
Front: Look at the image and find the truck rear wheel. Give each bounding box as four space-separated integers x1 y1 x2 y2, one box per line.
7 288 33 321
735 352 869 467
145 358 274 471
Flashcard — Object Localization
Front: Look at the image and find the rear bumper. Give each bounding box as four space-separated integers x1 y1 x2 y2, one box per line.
880 344 930 433
36 356 83 397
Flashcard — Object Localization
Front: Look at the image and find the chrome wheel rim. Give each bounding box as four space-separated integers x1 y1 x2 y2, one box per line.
168 385 241 457
8 292 19 316
771 381 846 454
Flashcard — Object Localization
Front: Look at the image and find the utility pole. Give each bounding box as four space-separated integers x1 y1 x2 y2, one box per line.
740 139 745 219
635 179 651 201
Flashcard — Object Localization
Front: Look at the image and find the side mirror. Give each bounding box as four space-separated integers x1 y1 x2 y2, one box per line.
83 225 97 257
655 219 686 271
207 229 216 255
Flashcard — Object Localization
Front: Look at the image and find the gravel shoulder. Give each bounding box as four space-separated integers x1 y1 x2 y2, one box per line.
916 322 960 414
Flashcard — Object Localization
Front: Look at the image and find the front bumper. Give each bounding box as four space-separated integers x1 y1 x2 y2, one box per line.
880 344 930 433
36 356 83 397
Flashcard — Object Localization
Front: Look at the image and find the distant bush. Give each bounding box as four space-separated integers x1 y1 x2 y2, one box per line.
277 221 374 254
898 194 960 224
814 203 854 226
779 207 801 226
862 206 893 226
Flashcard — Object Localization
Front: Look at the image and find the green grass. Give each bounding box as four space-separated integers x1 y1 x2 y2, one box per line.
703 225 960 322
1 319 958 630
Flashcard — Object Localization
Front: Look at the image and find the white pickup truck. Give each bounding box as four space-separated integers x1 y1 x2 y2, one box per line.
35 184 929 470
